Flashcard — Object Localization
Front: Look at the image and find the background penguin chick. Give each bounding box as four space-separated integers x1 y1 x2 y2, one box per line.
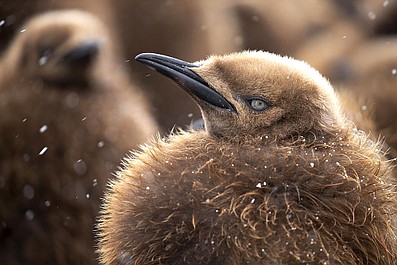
98 51 397 265
0 0 207 132
351 0 397 36
371 0 397 36
335 38 397 158
0 0 117 55
231 0 354 55
2 9 106 86
293 21 365 81
336 88 376 135
0 10 157 265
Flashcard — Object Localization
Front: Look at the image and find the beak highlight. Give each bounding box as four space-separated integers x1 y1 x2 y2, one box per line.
135 53 236 112
61 40 100 64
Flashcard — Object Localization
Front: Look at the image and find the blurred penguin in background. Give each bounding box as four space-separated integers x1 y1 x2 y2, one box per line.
0 10 157 265
335 38 397 158
0 0 211 132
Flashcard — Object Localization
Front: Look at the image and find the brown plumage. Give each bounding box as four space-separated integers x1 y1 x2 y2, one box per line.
98 51 397 265
0 10 157 265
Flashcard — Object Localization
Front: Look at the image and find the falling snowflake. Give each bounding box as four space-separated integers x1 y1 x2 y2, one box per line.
39 147 48 156
25 210 34 220
39 125 48 133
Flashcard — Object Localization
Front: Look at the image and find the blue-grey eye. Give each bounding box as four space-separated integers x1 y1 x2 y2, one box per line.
38 48 52 66
247 98 269 111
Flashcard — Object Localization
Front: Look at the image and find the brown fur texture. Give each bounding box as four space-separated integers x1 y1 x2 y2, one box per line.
0 10 157 265
98 51 397 264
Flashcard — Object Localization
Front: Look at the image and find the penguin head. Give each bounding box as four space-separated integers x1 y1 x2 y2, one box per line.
136 51 345 140
4 10 105 86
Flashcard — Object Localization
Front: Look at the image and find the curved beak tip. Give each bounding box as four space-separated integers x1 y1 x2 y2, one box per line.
62 40 100 64
135 52 236 112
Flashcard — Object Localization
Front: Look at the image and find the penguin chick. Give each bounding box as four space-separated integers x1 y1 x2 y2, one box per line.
294 20 365 81
336 88 376 136
1 9 104 86
337 37 397 158
0 10 157 265
232 0 351 55
98 51 397 265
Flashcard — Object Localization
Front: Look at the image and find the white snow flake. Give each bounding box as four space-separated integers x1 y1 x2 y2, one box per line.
39 147 48 155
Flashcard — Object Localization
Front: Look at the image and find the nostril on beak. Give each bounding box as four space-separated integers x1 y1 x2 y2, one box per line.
61 40 100 64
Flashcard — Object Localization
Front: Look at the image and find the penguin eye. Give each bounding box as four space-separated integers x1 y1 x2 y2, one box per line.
38 48 53 66
246 98 270 112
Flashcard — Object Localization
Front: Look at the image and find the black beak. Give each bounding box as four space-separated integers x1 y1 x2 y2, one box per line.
61 41 100 64
135 53 236 112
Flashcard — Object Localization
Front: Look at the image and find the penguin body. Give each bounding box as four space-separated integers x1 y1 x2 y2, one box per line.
98 51 397 265
0 10 157 265
101 130 396 265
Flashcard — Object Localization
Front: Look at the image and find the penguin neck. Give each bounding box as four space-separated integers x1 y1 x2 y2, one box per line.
203 126 351 150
